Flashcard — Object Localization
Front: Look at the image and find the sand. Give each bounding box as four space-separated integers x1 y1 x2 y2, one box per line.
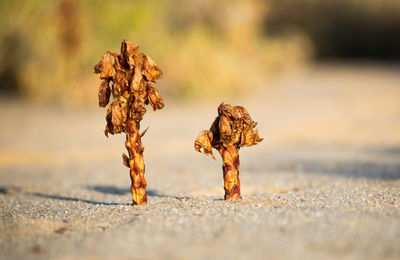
1 64 400 259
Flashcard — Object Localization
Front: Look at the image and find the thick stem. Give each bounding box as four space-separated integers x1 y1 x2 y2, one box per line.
219 145 241 200
125 120 147 205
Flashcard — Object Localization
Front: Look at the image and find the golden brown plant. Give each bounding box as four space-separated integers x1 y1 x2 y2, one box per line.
94 40 164 205
195 103 262 200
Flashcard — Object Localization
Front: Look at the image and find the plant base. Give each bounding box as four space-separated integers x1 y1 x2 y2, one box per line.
219 145 241 200
125 120 147 205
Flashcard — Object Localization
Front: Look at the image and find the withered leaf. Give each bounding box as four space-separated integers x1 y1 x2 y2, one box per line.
122 153 130 168
143 54 162 82
130 67 143 92
140 127 149 138
129 99 147 121
121 40 139 68
105 107 114 137
218 103 238 120
235 106 256 128
146 83 164 110
98 80 111 107
194 130 215 159
110 100 127 133
135 53 146 71
219 115 233 147
242 128 263 147
113 69 129 98
94 53 114 79
209 117 220 141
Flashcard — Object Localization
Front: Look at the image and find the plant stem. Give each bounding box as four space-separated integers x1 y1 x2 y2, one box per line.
219 145 241 200
125 120 147 205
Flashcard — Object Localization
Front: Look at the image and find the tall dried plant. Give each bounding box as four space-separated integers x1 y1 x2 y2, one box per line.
94 40 164 205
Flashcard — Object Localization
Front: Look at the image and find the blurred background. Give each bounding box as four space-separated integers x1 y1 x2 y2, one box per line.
1 0 399 105
1 1 400 259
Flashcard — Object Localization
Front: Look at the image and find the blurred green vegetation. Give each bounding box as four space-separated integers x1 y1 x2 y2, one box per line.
0 0 310 104
0 0 399 104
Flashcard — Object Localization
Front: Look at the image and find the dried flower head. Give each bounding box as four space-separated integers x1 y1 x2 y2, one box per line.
195 103 262 158
195 103 262 199
94 40 164 205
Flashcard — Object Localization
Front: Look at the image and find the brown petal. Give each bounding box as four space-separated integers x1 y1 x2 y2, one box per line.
98 80 111 107
130 66 143 92
240 131 246 147
142 54 162 82
121 40 139 68
110 100 127 133
242 128 263 147
235 106 255 127
122 153 130 168
129 97 147 121
219 115 235 147
112 69 129 98
194 130 215 159
94 53 114 79
218 103 238 119
135 53 146 71
209 117 220 139
231 130 241 145
105 106 114 137
146 83 164 111
253 130 263 143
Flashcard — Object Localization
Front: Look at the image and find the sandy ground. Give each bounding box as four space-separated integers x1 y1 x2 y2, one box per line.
1 64 400 260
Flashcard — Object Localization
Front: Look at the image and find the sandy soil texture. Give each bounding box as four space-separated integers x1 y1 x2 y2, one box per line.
1 64 400 259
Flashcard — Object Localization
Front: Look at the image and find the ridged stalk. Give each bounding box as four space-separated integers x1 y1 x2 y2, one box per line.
219 145 241 200
125 120 147 205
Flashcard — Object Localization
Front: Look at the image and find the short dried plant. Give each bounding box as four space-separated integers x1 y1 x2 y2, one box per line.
195 103 263 199
94 40 164 205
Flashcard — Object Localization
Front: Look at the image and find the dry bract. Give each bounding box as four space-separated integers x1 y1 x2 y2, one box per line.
94 40 164 205
195 103 262 199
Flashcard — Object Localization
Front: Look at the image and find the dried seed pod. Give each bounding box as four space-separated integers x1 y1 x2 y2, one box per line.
194 103 263 200
94 40 164 205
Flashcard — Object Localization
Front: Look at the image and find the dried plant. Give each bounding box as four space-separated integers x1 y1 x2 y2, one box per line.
195 103 263 200
94 40 164 205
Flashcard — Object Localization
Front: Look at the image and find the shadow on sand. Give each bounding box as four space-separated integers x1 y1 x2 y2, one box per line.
0 186 131 206
30 192 131 206
86 185 193 200
0 185 193 206
30 187 193 206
